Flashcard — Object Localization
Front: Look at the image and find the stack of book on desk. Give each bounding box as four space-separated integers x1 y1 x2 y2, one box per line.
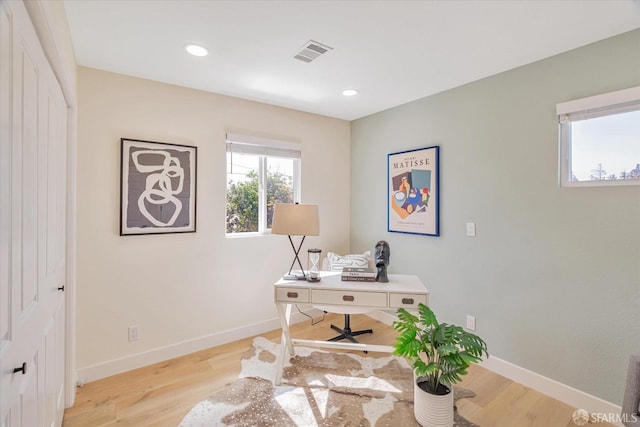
341 267 376 282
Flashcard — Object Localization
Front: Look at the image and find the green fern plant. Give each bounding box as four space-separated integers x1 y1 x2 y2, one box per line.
392 303 489 394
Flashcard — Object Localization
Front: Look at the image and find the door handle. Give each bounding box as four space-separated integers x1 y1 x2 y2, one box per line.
13 362 26 375
57 286 65 292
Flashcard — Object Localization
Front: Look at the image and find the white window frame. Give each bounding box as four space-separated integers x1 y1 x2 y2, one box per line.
557 85 640 187
225 133 301 236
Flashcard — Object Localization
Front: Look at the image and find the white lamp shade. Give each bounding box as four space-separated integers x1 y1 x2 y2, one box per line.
271 203 319 236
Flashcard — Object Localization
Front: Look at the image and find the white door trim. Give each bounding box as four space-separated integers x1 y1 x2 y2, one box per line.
22 0 78 408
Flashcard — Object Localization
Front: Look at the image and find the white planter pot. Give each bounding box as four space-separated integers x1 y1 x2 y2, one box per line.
413 376 454 427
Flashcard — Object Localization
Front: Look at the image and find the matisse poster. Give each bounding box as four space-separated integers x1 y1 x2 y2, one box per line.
387 146 439 236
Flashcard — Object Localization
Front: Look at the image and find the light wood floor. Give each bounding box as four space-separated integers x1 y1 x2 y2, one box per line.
63 313 614 427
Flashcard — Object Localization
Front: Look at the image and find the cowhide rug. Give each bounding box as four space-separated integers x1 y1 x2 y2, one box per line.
179 336 478 426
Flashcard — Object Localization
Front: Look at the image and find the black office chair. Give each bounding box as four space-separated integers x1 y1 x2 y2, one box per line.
328 314 372 343
321 253 375 345
328 242 387 345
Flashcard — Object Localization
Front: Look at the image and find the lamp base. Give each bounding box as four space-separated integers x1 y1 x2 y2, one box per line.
283 272 306 280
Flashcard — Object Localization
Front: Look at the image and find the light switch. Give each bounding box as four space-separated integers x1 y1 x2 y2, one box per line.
466 222 476 237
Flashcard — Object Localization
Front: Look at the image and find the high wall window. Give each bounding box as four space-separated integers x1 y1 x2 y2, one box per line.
557 86 640 187
226 134 301 235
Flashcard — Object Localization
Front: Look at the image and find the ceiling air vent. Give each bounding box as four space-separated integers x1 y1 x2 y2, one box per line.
294 40 333 63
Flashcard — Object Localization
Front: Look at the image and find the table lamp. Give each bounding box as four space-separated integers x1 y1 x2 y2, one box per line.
272 203 319 280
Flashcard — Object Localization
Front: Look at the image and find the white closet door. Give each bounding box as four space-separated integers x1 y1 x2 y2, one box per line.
0 1 68 426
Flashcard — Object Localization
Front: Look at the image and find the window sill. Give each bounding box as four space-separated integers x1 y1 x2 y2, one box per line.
225 231 273 239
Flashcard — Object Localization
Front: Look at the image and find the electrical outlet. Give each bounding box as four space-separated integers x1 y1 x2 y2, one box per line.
466 315 476 331
128 325 139 341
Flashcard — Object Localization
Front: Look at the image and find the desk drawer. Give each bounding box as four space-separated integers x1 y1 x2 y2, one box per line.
389 293 428 309
275 288 310 303
311 289 387 307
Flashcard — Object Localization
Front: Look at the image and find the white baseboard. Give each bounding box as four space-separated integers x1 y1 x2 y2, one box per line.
77 308 624 427
76 310 318 383
479 355 624 427
363 310 624 427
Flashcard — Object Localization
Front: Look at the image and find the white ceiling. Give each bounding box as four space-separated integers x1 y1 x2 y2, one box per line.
64 0 640 121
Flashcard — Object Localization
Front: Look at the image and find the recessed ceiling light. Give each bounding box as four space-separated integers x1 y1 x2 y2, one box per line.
342 89 359 97
185 44 208 57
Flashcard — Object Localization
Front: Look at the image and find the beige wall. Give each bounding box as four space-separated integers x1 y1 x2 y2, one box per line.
76 67 350 377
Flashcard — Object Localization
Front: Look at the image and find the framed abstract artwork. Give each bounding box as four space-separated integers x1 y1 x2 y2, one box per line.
120 138 197 235
387 145 439 236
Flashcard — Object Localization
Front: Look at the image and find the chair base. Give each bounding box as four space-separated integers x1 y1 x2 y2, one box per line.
328 314 373 344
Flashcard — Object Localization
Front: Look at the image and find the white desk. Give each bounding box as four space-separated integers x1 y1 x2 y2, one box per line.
273 271 429 385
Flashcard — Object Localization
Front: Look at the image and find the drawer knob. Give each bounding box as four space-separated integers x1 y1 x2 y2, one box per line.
286 292 299 298
402 298 415 305
342 295 354 302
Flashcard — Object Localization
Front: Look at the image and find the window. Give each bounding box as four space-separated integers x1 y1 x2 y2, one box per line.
558 86 640 187
225 134 301 235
